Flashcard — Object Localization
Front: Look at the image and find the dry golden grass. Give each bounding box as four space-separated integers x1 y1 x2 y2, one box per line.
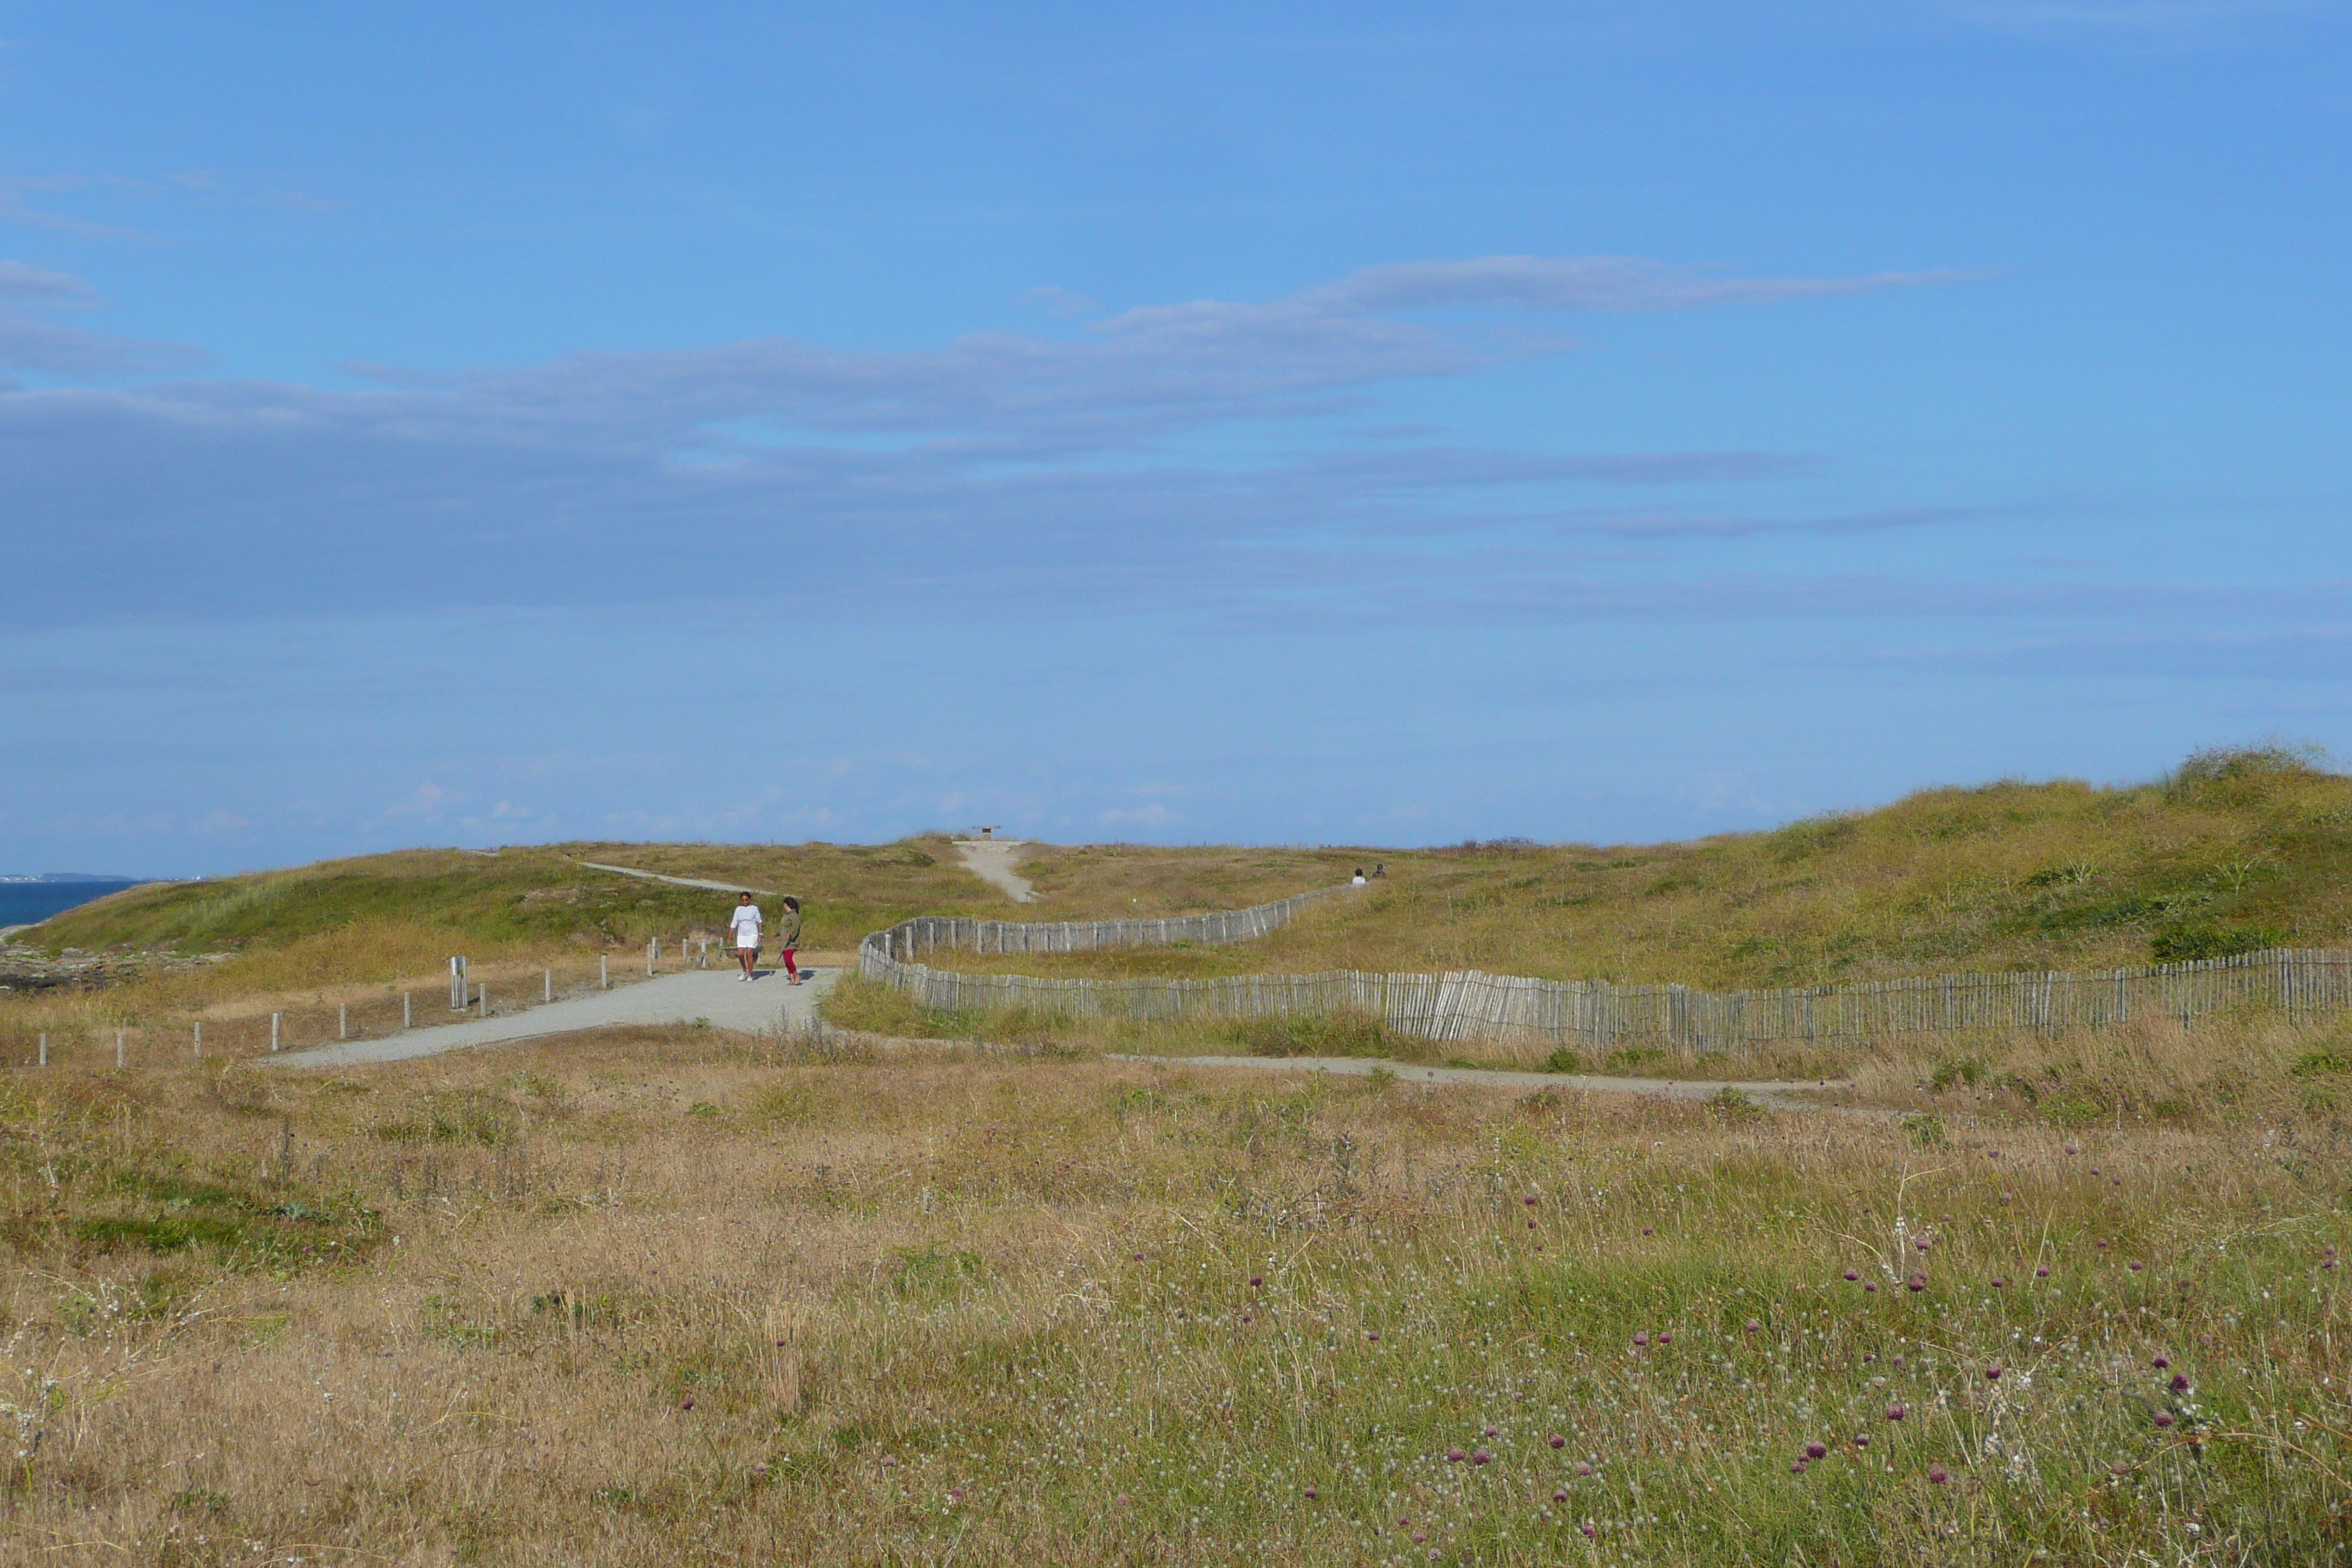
1 1017 2346 1564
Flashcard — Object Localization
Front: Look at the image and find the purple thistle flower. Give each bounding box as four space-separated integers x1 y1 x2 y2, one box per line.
2171 1373 2189 1392
1744 1319 1762 1333
1991 1278 2005 1289
1581 1523 1597 1538
2035 1265 2050 1278
1484 1426 1498 1437
1548 1433 1566 1450
1250 1275 1263 1288
1527 1219 1537 1229
1471 1450 1492 1466
1524 1195 1538 1206
1790 1460 1807 1474
1866 1281 1878 1292
1658 1331 1673 1344
1305 1487 1319 1500
1633 1332 1648 1347
1553 1488 1568 1504
1887 1405 1907 1422
1446 1448 1466 1463
1805 1441 1827 1460
1134 1252 1145 1261
2129 1261 2144 1272
1915 1236 1931 1251
1844 1269 1860 1281
1366 1330 1380 1341
1575 1460 1594 1477
1928 1465 1950 1485
2152 1356 2168 1368
2155 1411 2176 1428
1907 1273 1928 1292
1853 1435 1869 1450
1985 1365 2002 1380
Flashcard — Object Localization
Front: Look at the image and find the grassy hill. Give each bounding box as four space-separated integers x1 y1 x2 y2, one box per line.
981 745 2352 990
22 745 2352 1001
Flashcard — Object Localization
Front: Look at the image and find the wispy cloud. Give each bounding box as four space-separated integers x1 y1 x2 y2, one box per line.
0 252 1979 631
0 259 204 374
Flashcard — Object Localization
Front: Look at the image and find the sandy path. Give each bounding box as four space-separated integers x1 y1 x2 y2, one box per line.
575 859 776 894
952 839 1039 903
270 967 837 1068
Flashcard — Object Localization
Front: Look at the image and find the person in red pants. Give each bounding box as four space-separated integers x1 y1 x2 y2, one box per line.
776 895 803 984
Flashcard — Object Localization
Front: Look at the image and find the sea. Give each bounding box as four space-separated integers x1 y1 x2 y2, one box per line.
0 879 146 928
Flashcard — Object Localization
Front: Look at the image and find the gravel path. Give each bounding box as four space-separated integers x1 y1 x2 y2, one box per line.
271 967 837 1068
952 839 1040 902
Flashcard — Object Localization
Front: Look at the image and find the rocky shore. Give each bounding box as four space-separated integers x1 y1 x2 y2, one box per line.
0 941 229 993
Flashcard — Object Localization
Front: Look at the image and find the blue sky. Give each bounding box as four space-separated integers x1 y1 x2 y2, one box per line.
2 1 2348 875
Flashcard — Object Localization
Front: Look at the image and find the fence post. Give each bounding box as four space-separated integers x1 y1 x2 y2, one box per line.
339 1004 350 1040
600 954 609 990
270 1013 280 1053
544 969 553 1003
450 956 467 1011
193 1021 202 1058
403 992 412 1028
478 985 489 1019
115 1030 125 1068
647 939 657 976
37 1033 48 1067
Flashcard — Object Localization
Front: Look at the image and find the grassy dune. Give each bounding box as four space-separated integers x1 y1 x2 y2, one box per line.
0 1019 2344 1565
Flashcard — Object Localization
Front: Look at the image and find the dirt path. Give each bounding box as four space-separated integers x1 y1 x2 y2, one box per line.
1111 1052 1861 1111
952 839 1039 903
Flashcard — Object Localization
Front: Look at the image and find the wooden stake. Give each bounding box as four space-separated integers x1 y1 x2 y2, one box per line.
270 1013 280 1052
116 1030 125 1068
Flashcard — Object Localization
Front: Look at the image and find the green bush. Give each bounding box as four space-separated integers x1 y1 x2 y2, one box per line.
2150 921 2281 963
1543 1047 1584 1074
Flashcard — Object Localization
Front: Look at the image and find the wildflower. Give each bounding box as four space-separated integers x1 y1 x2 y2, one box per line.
1790 1460 1807 1474
1447 1448 1466 1463
1929 1465 1950 1485
2065 1145 2079 1155
2170 1373 2189 1392
1581 1522 1597 1538
1986 1365 2002 1380
1575 1461 1594 1477
1888 1405 1907 1422
1483 1426 1498 1437
1305 1487 1319 1500
1548 1433 1566 1449
1915 1236 1931 1251
1250 1275 1263 1288
2129 1261 2144 1272
1366 1331 1380 1341
1852 1435 1869 1450
2152 1357 2168 1368
2035 1266 2050 1278
1866 1281 1878 1292
1658 1331 1673 1344
1633 1333 1648 1347
1991 1278 2005 1289
1806 1441 1827 1460
1844 1269 1860 1281
881 1455 899 1468
1471 1449 1492 1466
1240 1313 1253 1324
2155 1411 2176 1428
1527 1220 1537 1229
1553 1488 1568 1503
1907 1273 1927 1292
948 1488 963 1501
682 1398 694 1410
1744 1319 1762 1333
1134 1252 1145 1262
1524 1195 1538 1206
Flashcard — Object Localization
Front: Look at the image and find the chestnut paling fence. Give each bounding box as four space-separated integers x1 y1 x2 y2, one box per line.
862 886 2352 1058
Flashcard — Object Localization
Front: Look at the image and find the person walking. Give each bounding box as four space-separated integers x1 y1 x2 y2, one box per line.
776 894 804 985
727 892 763 980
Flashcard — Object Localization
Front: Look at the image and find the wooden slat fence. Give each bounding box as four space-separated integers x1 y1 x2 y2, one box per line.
860 892 2352 1059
